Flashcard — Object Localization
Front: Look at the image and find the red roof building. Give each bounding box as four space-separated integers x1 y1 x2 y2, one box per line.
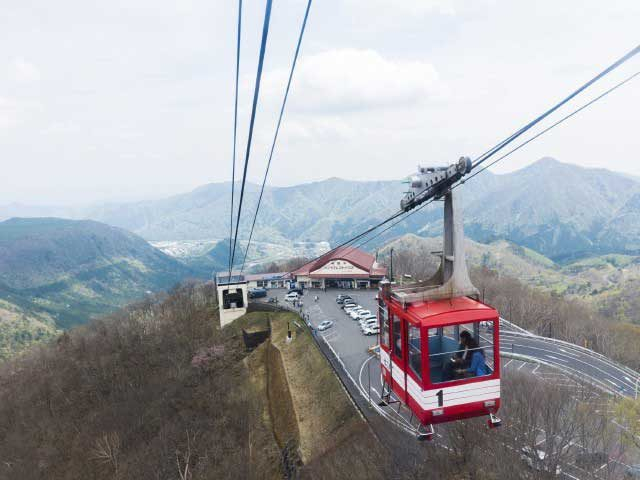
292 246 387 289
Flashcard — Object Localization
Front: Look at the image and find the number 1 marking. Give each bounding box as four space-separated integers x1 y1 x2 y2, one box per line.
436 389 444 407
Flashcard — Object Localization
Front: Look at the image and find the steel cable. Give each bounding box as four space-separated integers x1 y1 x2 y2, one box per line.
241 0 314 272
229 0 273 278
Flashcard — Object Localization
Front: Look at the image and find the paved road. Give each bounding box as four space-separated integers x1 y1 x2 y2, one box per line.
499 327 640 397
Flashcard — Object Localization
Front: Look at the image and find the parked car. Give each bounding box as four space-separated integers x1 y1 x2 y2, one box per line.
317 320 334 331
350 308 370 320
288 287 303 295
336 297 345 305
363 325 379 336
359 316 377 327
284 292 299 302
361 319 378 331
346 307 364 317
344 304 360 313
341 302 356 310
249 287 267 299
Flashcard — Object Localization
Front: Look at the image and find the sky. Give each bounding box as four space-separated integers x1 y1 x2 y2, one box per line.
1 0 639 205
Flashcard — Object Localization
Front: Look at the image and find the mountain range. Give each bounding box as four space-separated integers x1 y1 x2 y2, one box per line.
4 158 640 262
0 218 195 357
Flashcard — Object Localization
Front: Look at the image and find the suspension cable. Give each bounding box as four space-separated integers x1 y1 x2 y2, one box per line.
472 44 640 170
240 0 313 272
463 70 640 184
285 208 406 274
228 0 273 279
228 0 243 274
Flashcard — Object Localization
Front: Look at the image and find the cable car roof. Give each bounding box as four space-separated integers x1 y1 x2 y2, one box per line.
387 296 498 328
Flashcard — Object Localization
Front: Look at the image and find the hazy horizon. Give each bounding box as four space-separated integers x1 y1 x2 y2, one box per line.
2 155 638 208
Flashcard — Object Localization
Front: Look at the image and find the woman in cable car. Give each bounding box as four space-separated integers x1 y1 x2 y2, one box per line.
378 284 501 438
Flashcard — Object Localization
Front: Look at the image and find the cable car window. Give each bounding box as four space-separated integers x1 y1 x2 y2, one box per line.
222 288 244 309
408 324 421 380
379 300 389 347
392 315 402 359
428 320 495 384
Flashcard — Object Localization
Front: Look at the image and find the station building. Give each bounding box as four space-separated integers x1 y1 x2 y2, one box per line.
291 246 387 289
246 272 293 289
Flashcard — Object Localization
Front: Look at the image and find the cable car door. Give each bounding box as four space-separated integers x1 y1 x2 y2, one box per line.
391 313 408 402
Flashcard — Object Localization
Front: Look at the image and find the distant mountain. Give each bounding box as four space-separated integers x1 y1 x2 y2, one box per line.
74 178 406 245
0 218 196 335
459 158 640 260
4 158 640 261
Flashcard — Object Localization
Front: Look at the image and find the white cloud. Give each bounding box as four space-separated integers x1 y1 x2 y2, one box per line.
344 0 456 16
0 97 23 129
281 116 357 142
262 48 446 112
11 58 40 83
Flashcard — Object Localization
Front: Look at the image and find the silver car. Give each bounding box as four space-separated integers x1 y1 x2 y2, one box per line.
317 320 334 331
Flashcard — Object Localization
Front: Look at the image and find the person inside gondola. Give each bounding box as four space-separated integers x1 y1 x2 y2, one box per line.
456 336 489 378
442 330 473 381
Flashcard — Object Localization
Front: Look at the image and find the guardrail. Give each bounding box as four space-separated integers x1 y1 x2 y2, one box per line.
499 317 640 385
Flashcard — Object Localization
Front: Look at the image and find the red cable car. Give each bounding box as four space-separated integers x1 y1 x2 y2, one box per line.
378 187 501 439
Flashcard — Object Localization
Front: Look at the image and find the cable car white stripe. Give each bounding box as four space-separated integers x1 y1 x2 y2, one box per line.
407 375 500 409
381 350 500 410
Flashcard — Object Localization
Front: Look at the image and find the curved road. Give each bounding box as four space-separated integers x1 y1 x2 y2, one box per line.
499 319 639 397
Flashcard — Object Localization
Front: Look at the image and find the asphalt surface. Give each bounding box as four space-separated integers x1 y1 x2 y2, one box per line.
499 327 640 397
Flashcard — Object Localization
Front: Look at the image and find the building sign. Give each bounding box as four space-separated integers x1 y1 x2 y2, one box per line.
311 259 368 276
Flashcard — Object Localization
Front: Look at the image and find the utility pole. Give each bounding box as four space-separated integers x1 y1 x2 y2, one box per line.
389 248 394 283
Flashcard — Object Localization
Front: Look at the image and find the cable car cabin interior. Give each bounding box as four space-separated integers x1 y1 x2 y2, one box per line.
378 294 500 429
216 273 249 327
222 288 245 309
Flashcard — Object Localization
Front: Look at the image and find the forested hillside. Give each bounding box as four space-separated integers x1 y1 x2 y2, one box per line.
0 218 196 357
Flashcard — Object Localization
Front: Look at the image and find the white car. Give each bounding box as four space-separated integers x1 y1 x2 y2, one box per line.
344 305 361 314
361 320 378 332
355 310 372 320
317 320 334 331
342 302 357 311
349 309 366 320
359 315 376 326
284 292 299 302
363 325 379 336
